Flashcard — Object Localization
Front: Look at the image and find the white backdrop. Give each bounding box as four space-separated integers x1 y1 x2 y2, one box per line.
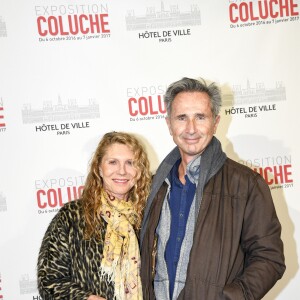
0 0 299 299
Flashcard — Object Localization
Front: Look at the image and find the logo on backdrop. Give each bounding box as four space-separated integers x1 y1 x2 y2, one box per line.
35 175 85 213
0 16 7 37
0 192 7 213
126 2 200 43
19 274 37 295
239 154 293 189
228 0 299 28
223 80 286 118
0 98 6 132
127 84 167 122
35 2 111 42
0 272 4 299
22 96 100 135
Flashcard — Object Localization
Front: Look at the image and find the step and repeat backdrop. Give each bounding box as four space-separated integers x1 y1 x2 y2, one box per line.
0 0 299 299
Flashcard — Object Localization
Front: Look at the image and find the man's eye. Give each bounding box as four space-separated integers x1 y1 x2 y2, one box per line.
196 114 205 120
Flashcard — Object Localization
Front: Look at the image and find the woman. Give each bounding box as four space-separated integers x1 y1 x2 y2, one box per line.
37 131 152 300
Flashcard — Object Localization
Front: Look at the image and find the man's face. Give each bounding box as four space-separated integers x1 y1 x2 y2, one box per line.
166 91 220 164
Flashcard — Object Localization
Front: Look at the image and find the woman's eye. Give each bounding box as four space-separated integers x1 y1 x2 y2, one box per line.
127 160 134 166
108 160 116 165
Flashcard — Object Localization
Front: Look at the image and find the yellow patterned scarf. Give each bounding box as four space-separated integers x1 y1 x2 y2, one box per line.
99 191 142 300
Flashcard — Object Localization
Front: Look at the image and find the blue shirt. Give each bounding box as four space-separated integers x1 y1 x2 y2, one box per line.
165 159 196 299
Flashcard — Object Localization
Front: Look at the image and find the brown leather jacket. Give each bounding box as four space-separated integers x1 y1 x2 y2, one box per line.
140 157 285 300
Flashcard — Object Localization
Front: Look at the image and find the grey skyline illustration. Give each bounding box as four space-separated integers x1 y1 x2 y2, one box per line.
0 16 7 37
19 275 37 294
22 96 100 124
126 2 201 30
0 192 7 212
222 80 286 106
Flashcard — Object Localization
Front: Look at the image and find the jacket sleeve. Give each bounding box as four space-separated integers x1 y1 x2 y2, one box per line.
223 176 286 300
37 207 92 299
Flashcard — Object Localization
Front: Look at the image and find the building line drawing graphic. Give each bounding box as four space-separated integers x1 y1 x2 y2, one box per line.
222 80 286 106
0 16 7 37
126 2 201 30
22 96 100 124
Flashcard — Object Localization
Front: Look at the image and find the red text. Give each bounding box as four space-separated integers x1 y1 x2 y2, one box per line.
37 186 84 208
128 95 166 116
37 14 110 36
0 107 5 127
253 164 293 185
229 0 299 23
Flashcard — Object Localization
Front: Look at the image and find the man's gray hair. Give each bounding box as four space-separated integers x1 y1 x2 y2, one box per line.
164 77 222 118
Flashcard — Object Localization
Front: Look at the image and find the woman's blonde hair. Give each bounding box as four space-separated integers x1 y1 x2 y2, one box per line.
82 131 152 240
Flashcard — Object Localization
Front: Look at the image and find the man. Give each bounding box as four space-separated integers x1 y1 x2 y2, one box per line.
140 77 285 300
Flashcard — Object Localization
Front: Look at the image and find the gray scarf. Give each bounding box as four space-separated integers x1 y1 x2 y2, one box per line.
153 137 227 299
140 136 227 245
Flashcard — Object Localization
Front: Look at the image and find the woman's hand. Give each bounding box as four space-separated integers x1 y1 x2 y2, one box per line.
87 295 106 300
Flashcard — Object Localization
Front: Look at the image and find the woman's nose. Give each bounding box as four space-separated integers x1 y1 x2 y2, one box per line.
118 163 126 174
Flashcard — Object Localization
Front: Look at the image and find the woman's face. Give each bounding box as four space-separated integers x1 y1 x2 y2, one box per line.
99 143 138 200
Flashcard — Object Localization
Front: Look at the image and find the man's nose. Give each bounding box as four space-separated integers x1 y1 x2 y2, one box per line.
186 119 196 133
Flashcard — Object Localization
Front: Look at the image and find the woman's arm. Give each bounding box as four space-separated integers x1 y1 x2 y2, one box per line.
37 206 94 299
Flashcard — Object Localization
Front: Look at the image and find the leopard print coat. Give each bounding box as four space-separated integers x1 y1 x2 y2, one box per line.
37 199 115 299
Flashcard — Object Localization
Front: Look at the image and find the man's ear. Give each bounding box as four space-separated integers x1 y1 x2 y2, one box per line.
165 117 173 136
214 115 221 134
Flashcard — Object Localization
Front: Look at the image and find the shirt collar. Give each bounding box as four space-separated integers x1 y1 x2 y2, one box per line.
168 155 201 185
186 154 201 184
